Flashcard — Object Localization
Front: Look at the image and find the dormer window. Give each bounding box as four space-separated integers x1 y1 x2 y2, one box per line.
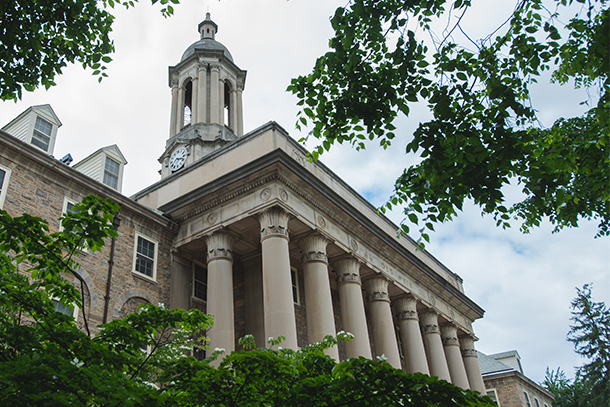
32 117 52 151
103 157 120 189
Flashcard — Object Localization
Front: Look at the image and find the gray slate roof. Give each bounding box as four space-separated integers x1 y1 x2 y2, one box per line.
477 351 515 376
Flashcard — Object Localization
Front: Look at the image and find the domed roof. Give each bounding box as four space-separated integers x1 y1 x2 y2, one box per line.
181 38 234 62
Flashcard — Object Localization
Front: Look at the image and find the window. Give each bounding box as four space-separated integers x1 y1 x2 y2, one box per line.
133 234 157 280
103 156 120 189
32 116 52 151
486 389 499 405
52 298 78 319
0 165 11 209
396 326 404 359
193 346 206 361
193 262 207 301
524 392 532 407
291 267 300 305
534 398 540 407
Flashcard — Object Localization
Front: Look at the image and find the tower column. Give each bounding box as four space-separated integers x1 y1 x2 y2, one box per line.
235 81 244 136
176 84 185 134
210 64 220 125
190 77 199 124
363 276 401 369
205 231 235 356
299 233 337 359
258 207 297 349
169 77 179 137
420 310 452 382
441 324 470 389
394 295 430 374
460 336 487 393
334 257 371 359
197 61 207 124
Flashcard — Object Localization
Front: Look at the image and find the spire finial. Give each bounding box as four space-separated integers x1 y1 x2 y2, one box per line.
198 12 218 40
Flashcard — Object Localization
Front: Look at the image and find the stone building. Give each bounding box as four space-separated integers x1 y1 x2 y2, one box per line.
1 13 488 394
479 351 554 407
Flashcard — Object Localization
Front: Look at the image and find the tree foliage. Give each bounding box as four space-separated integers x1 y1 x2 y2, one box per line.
0 195 494 406
0 0 180 101
543 284 609 407
289 0 609 245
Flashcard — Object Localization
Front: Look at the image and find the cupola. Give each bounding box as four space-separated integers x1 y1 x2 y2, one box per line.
160 14 247 179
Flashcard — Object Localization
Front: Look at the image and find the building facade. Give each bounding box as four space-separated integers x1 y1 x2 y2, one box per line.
1 13 488 394
479 351 554 407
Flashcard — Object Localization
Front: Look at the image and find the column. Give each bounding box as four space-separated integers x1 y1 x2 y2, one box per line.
191 77 199 124
197 62 207 124
235 81 244 136
176 84 184 134
229 88 237 131
169 250 190 310
300 233 338 359
334 257 371 359
394 295 430 374
363 276 401 369
460 336 486 393
205 231 235 355
210 64 220 125
243 253 265 349
420 310 452 382
169 77 179 137
258 207 297 349
441 324 470 389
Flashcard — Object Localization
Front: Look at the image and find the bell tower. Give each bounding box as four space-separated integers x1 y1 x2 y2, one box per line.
160 13 247 179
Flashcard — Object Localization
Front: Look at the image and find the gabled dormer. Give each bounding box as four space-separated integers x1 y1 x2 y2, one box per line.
1 104 62 155
73 145 128 193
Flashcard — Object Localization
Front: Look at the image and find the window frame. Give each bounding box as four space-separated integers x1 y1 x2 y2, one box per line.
31 116 52 152
103 156 120 190
290 266 300 305
524 391 532 407
192 261 207 302
52 298 80 320
485 389 500 406
132 232 158 281
0 164 12 209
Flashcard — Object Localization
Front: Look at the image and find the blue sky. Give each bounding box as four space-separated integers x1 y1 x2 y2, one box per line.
1 0 608 384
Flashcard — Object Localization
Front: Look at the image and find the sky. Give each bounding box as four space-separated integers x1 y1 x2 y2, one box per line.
1 0 608 384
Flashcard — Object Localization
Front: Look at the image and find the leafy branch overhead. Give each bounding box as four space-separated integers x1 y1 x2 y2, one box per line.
0 0 180 101
288 0 609 245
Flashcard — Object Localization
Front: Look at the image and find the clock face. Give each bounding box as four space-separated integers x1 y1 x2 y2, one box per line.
169 147 187 172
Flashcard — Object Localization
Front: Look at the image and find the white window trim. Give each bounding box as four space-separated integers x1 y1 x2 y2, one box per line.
486 388 500 406
291 266 300 305
102 153 124 193
132 232 158 282
60 197 78 230
192 260 207 302
51 297 80 320
0 164 12 209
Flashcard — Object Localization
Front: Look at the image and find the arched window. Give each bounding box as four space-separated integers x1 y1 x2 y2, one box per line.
224 81 231 129
183 80 193 127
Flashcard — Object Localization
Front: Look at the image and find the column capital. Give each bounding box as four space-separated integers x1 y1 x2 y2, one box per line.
258 207 290 241
170 76 179 88
299 233 329 265
333 256 362 284
420 309 440 334
440 324 460 347
197 59 207 70
210 63 221 72
363 275 391 303
459 336 478 357
205 231 235 262
395 295 420 321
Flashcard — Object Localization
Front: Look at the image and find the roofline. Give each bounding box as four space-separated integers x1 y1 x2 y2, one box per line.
1 104 63 130
482 370 555 399
0 129 176 233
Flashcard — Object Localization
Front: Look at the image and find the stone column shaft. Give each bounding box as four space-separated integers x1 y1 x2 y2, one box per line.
176 85 184 134
363 276 401 369
190 77 198 124
258 208 297 349
300 233 338 359
420 310 452 382
395 296 430 374
169 81 179 137
335 258 371 359
235 87 244 136
197 64 207 124
441 324 470 389
205 232 235 357
244 254 265 349
169 251 190 310
460 336 486 393
210 65 220 125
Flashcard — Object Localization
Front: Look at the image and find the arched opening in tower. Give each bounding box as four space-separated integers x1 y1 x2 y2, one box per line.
183 80 193 127
224 81 231 130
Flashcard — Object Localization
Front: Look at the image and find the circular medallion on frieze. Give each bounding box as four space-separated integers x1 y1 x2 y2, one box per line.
260 188 271 201
318 216 326 228
207 212 218 225
350 239 359 252
279 188 288 202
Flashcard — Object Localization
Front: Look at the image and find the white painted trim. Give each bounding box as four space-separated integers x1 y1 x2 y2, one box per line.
192 260 207 302
0 164 12 209
291 266 300 305
132 232 158 281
